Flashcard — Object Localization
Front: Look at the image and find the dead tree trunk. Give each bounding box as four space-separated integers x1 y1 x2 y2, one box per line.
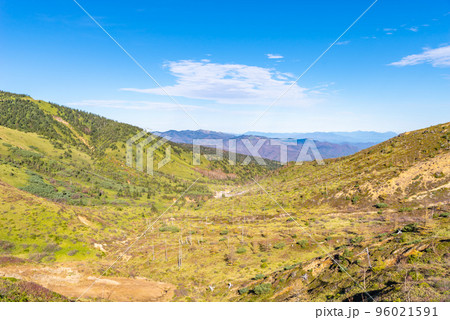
165 239 168 262
366 247 372 268
178 242 182 269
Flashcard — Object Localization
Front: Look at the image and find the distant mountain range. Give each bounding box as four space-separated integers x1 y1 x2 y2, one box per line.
154 130 236 144
154 129 397 162
244 131 397 144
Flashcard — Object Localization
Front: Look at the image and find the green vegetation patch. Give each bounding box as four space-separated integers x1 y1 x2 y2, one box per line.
238 287 249 295
19 172 72 201
253 283 272 295
236 247 247 254
402 223 418 233
273 242 286 249
159 226 180 233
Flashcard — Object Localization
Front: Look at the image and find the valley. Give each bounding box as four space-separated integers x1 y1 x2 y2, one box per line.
0 91 448 302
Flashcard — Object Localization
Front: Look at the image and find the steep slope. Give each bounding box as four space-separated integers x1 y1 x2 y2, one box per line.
235 229 450 302
0 91 138 154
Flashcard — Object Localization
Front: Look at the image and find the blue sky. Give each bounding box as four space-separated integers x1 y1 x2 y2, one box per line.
1 0 449 133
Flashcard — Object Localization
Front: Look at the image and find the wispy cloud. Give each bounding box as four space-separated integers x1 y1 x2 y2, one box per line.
266 53 284 59
407 26 419 32
66 100 204 110
336 40 350 46
389 45 450 67
383 28 397 35
121 60 320 107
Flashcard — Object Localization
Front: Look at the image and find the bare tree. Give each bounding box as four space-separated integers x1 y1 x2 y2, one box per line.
165 239 168 262
178 241 182 269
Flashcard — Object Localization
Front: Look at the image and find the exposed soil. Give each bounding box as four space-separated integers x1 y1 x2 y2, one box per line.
0 263 175 302
373 153 450 199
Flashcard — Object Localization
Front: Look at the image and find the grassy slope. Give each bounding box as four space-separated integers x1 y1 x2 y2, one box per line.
226 122 450 302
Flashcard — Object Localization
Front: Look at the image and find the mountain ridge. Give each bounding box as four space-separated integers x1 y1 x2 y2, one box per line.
154 129 391 162
244 130 398 143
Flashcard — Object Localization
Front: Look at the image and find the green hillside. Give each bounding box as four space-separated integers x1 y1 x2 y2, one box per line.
0 91 276 207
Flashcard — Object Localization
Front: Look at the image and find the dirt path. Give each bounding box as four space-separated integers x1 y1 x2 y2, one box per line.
53 116 94 151
0 264 175 302
214 187 250 198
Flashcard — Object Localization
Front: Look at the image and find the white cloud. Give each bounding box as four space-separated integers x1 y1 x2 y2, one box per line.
389 45 450 67
407 26 419 32
266 53 284 59
336 40 350 46
66 100 204 110
121 60 319 107
383 28 397 35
